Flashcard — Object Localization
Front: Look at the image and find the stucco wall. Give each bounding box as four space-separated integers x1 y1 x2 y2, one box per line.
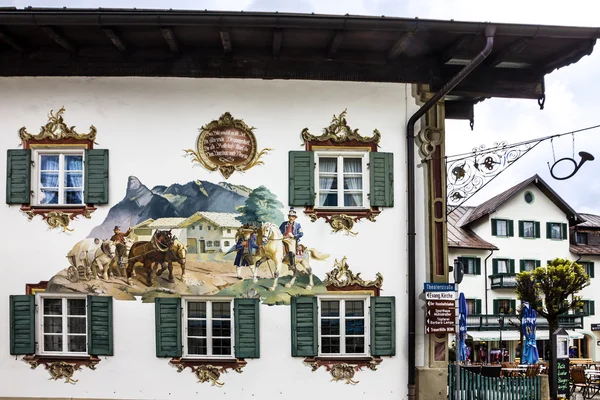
0 77 425 399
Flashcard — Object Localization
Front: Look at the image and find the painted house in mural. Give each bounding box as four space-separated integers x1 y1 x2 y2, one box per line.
448 175 600 362
0 8 598 400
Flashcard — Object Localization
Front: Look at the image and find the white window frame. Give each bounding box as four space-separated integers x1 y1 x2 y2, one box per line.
462 257 476 275
522 260 536 272
317 294 370 358
497 259 508 274
36 293 88 357
522 221 535 238
549 223 562 239
31 148 86 207
495 220 508 236
576 232 588 245
315 150 370 210
182 297 235 360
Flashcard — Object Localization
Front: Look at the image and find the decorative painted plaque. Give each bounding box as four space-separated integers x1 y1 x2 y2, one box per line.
185 112 271 179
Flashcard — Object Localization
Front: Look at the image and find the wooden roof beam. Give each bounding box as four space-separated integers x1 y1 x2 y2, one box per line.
327 30 344 60
438 35 471 64
387 32 413 60
220 29 232 54
160 27 180 55
485 38 529 67
0 27 24 52
40 26 76 53
102 28 128 52
272 28 282 58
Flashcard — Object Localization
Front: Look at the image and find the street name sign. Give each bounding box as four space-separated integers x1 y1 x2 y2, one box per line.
425 291 456 300
424 283 456 292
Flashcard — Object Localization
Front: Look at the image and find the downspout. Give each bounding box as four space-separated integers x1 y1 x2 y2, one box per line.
484 249 495 315
406 25 495 399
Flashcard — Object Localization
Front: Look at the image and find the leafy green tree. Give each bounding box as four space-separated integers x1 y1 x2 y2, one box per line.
236 186 284 226
516 258 590 389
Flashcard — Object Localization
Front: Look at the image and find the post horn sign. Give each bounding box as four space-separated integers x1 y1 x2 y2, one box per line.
185 112 272 179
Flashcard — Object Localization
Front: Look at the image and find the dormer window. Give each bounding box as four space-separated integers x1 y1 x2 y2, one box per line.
575 232 588 245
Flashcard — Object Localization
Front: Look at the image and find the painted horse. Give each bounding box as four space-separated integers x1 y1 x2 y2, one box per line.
157 239 188 281
126 230 175 286
67 238 116 281
255 222 329 291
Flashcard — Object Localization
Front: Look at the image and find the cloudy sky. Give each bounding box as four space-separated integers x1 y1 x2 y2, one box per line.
6 0 600 213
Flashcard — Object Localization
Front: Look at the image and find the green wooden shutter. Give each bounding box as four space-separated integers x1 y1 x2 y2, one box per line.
509 259 515 274
546 222 552 239
475 300 482 315
491 219 498 236
510 300 516 314
290 296 317 357
519 260 525 272
518 221 524 237
10 295 35 355
561 223 568 240
369 152 394 207
507 220 514 237
370 296 395 356
6 149 31 204
88 295 113 356
590 262 595 278
590 301 595 316
475 258 481 275
289 151 315 206
535 222 541 238
536 260 541 268
492 259 498 275
493 300 499 314
84 149 109 204
155 297 182 357
234 298 260 358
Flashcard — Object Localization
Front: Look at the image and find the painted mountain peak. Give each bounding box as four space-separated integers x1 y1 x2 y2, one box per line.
88 176 248 239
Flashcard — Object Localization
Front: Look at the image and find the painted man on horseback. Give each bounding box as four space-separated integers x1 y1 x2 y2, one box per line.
234 225 260 279
279 208 303 269
111 225 132 269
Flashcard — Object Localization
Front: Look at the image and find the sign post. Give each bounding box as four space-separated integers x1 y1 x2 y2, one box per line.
551 328 570 399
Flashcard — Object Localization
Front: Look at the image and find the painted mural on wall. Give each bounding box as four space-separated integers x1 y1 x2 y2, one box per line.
45 176 330 305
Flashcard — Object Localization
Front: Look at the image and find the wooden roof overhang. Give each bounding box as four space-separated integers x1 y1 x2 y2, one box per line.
0 8 598 119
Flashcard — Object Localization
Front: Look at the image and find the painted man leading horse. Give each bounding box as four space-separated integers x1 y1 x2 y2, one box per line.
279 207 304 269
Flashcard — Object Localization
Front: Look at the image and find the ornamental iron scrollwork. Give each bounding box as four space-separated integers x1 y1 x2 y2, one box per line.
23 355 100 384
446 141 537 213
169 358 246 386
304 357 382 384
19 107 97 143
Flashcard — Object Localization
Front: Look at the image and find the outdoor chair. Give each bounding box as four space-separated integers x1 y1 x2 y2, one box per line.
570 367 592 399
525 365 540 377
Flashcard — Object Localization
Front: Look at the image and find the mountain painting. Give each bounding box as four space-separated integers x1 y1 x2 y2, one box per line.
45 176 330 305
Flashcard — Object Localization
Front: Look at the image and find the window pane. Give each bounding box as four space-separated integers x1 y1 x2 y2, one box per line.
44 299 62 315
40 155 59 170
344 193 363 207
44 317 63 333
321 318 340 335
496 220 507 236
466 300 476 315
68 299 86 315
319 158 337 173
498 260 508 274
345 301 364 317
524 261 535 272
551 224 562 239
319 177 338 190
65 189 83 204
345 337 365 354
188 302 206 318
465 259 475 274
212 338 232 355
188 338 207 355
524 222 534 237
345 319 364 335
343 158 362 173
212 302 231 319
319 193 338 207
65 172 83 187
44 335 62 352
68 335 86 352
68 317 86 334
65 155 83 171
321 301 339 317
343 177 363 190
212 320 231 337
188 319 206 337
321 337 340 354
40 172 59 188
40 189 59 204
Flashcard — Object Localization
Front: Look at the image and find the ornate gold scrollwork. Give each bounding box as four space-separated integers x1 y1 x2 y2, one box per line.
170 359 246 386
304 358 382 384
328 214 358 236
323 256 383 289
184 112 272 179
23 207 95 232
301 109 381 145
23 356 100 384
19 107 97 143
416 102 444 160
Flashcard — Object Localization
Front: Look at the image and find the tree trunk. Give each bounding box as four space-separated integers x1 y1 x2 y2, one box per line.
548 317 559 399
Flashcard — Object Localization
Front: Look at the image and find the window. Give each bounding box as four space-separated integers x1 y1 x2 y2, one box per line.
497 260 508 274
208 226 211 231
524 191 534 204
318 296 368 356
191 226 195 230
206 241 212 247
183 299 234 358
547 222 567 240
458 257 480 275
496 299 512 314
576 232 588 245
33 150 84 206
491 219 513 237
579 261 595 278
466 299 481 315
518 220 539 238
520 260 539 272
227 229 231 234
578 300 595 316
316 152 368 209
40 296 87 355
199 225 203 230
224 241 230 247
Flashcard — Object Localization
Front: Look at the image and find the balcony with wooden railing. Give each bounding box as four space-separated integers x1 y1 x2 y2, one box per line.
467 314 584 331
489 273 517 289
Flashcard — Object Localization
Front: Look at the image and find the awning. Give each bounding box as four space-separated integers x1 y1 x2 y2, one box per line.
468 331 520 341
536 330 585 340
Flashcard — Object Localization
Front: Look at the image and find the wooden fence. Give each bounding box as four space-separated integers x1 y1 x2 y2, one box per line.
448 365 542 400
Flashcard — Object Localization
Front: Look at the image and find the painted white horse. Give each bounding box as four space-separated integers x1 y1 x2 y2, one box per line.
66 239 116 280
255 222 329 291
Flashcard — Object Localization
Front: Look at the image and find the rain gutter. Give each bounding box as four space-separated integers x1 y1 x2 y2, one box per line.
406 25 495 400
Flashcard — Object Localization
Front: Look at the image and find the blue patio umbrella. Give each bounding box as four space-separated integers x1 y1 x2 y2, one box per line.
521 302 540 365
458 292 468 362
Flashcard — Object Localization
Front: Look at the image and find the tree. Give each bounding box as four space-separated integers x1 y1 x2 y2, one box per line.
236 186 284 226
516 258 590 392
